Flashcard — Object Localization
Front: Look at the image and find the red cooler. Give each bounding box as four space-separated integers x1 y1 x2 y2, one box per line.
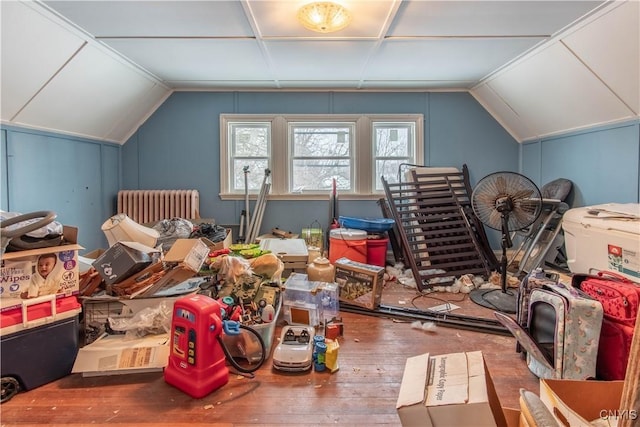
366 235 389 267
329 228 367 264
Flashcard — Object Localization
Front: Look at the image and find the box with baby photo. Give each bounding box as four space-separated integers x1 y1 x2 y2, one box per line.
0 226 82 312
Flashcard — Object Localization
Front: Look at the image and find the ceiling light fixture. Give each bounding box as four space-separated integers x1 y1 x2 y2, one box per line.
297 2 352 34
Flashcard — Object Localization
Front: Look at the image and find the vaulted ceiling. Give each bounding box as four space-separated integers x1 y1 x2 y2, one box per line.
1 1 638 144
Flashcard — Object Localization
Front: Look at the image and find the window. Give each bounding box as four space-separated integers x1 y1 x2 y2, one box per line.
220 114 423 199
290 123 354 192
227 121 272 192
373 122 416 191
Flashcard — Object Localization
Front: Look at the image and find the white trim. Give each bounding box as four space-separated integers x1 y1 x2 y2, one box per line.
219 113 424 199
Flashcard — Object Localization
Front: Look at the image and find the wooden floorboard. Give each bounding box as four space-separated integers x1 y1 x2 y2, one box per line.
1 278 541 426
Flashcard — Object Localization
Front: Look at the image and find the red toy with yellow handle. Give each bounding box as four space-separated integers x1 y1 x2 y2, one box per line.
164 294 233 398
164 293 266 399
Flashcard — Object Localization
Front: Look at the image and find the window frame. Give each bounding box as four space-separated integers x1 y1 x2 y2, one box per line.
288 120 356 194
219 114 424 200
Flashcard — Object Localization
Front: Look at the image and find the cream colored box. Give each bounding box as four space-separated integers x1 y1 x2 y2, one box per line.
396 351 508 427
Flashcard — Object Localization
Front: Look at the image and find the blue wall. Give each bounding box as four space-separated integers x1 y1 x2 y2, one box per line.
0 125 120 252
123 91 519 246
521 120 640 207
3 92 637 254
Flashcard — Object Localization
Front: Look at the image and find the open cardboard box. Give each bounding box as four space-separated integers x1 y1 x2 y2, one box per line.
201 228 232 252
396 351 508 427
502 408 521 427
539 378 628 426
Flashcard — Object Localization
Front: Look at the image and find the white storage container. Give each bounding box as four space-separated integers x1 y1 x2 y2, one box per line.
562 203 640 281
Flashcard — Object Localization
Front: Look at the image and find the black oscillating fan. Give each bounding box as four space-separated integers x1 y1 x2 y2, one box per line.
469 172 543 313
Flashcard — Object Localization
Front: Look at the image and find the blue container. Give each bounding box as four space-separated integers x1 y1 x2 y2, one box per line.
1 314 79 401
338 216 395 233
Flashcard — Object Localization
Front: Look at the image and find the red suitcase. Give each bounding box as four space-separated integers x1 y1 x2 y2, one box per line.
572 270 640 380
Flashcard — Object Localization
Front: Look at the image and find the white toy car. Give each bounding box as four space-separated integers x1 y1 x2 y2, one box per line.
272 325 315 372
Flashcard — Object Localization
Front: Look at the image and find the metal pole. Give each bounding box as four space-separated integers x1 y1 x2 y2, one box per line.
243 166 250 241
245 169 270 243
245 182 266 243
250 182 270 243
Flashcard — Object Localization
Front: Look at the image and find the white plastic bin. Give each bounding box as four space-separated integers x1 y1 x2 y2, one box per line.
562 203 640 282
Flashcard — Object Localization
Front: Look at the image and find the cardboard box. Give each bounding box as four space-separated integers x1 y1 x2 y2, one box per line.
396 351 508 427
539 379 630 426
72 332 169 376
78 249 106 273
92 241 160 285
502 408 521 427
164 238 208 271
0 226 82 312
334 257 384 310
202 228 232 252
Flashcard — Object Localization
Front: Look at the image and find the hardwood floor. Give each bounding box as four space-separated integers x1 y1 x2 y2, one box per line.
1 279 540 426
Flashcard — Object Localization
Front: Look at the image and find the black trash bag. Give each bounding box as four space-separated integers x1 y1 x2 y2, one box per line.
190 223 227 243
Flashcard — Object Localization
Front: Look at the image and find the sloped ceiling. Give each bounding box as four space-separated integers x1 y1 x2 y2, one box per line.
1 0 638 144
471 0 639 142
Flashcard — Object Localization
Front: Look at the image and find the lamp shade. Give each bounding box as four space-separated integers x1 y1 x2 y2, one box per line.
101 214 159 248
297 2 352 33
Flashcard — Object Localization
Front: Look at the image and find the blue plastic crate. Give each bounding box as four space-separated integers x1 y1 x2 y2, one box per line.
338 216 395 233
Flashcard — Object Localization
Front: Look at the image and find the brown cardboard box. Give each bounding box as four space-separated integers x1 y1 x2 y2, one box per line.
539 379 630 426
334 257 384 310
396 351 508 427
78 248 106 274
201 228 232 252
1 226 82 311
502 408 521 427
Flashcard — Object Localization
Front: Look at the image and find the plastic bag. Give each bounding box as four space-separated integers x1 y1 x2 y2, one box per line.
152 217 194 249
108 301 172 340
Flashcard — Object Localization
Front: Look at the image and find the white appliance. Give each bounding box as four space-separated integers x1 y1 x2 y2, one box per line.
562 203 640 282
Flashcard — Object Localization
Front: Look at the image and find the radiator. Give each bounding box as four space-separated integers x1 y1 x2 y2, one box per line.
117 190 200 224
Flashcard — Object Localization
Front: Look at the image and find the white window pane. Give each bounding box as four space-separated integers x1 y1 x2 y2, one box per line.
293 126 351 157
292 159 351 191
376 159 405 190
233 159 269 191
374 124 411 157
232 124 269 157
